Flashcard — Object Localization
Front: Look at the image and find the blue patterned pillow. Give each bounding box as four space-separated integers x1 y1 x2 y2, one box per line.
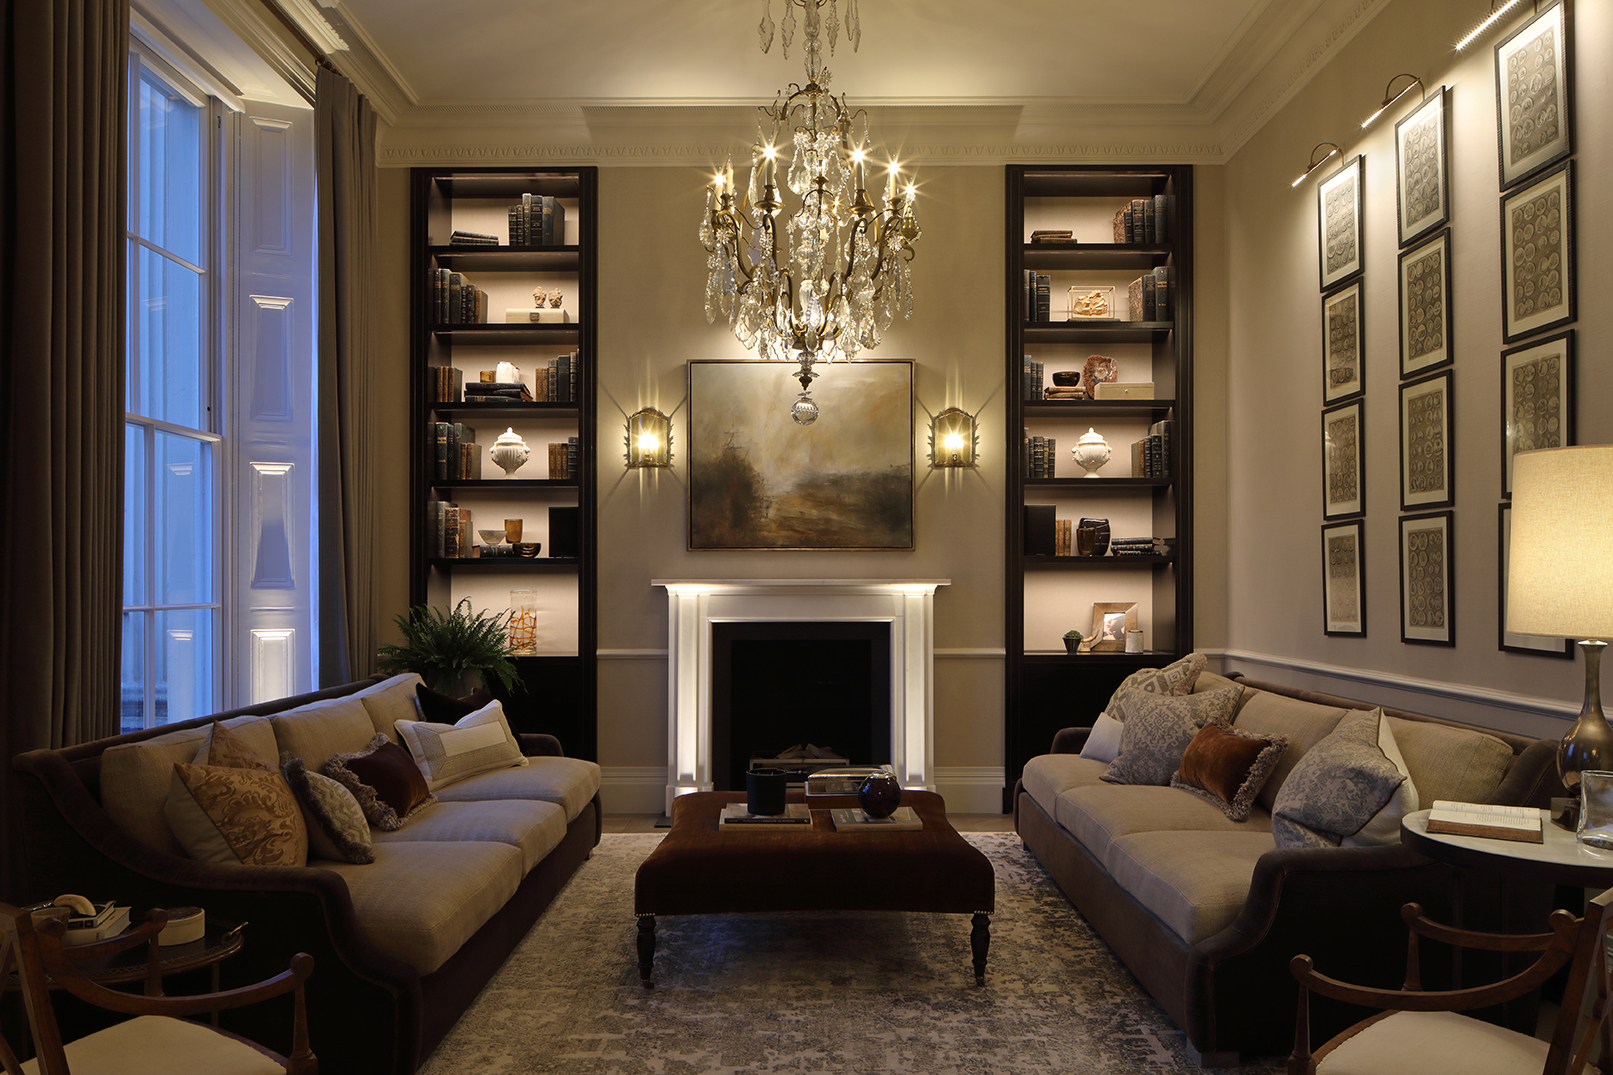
1271 708 1410 849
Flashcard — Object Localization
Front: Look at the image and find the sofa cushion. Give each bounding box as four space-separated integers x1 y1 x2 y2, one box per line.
1388 717 1515 805
270 696 377 773
432 756 602 823
1233 690 1350 812
323 735 435 830
282 755 374 864
1172 722 1288 821
414 682 495 724
100 715 278 858
370 799 567 873
353 673 426 744
1106 830 1276 945
1079 713 1125 763
1057 784 1272 867
1102 685 1246 787
394 700 528 791
164 763 308 867
1021 754 1110 819
1346 713 1420 847
193 721 274 770
1107 653 1207 716
1272 709 1409 849
319 840 524 975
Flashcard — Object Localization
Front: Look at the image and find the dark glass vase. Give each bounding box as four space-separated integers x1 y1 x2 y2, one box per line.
858 771 903 818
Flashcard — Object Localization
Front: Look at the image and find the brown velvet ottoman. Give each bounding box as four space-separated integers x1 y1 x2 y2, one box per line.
633 790 996 984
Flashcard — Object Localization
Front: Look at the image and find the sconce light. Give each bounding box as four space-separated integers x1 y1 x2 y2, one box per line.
1361 73 1424 128
1456 0 1524 50
1291 142 1341 188
625 407 671 468
929 407 978 468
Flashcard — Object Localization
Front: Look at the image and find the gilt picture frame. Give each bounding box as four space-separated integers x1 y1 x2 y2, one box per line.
1500 159 1575 343
1398 229 1452 379
1400 510 1454 647
1395 86 1449 247
1321 520 1366 637
1317 155 1364 291
1495 0 1573 190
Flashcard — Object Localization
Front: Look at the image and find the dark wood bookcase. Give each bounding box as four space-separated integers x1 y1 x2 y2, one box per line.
408 168 598 759
1004 165 1195 807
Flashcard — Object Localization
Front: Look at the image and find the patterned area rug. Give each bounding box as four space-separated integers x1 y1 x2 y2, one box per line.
419 833 1285 1074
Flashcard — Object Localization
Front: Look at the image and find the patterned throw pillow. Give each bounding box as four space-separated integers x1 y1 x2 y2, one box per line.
192 720 274 770
1271 708 1411 849
164 763 309 866
1101 685 1246 787
1171 723 1288 821
283 754 374 864
395 699 528 792
1105 653 1208 722
323 734 435 831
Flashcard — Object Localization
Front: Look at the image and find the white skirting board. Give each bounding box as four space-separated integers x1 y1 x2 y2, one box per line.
598 766 1008 816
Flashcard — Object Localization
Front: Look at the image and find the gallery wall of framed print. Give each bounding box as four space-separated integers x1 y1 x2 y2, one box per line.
1322 281 1363 403
1501 329 1575 497
1495 0 1573 190
1399 371 1454 510
686 359 914 550
1321 520 1365 636
1501 160 1575 343
1395 86 1449 247
1398 229 1452 379
1317 155 1364 291
1322 401 1363 519
1497 503 1573 657
1400 510 1454 646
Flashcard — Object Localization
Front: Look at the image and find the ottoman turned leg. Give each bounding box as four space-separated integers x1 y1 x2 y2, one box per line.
971 912 990 985
637 914 656 986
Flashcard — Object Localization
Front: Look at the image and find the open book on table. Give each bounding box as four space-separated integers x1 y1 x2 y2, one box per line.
1424 800 1543 843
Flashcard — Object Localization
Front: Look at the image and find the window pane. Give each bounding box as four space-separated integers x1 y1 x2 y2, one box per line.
123 424 146 607
155 432 212 605
155 608 213 725
133 247 203 426
121 611 146 733
136 69 201 264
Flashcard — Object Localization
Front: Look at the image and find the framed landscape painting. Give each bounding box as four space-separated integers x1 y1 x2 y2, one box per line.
1322 401 1363 519
1322 281 1363 403
1399 371 1454 510
1501 160 1575 343
1321 520 1365 636
1498 503 1573 656
1398 229 1452 378
687 359 913 550
1400 510 1454 646
1501 329 1574 497
1395 86 1449 247
1495 0 1573 189
1317 155 1364 291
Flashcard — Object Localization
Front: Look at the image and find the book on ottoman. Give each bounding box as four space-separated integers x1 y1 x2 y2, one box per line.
830 806 922 832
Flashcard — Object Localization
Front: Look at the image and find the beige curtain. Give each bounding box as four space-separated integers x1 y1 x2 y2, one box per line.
315 66 378 686
0 0 129 893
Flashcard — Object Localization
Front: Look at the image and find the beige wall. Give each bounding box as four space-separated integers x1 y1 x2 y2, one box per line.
1222 0 1612 733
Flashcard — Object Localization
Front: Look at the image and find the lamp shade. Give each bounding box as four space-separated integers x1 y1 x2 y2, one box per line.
1507 446 1613 640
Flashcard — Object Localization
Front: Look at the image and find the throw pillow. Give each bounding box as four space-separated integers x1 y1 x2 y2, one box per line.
1171 722 1288 821
1271 708 1409 849
1101 685 1246 787
282 754 374 864
192 720 274 771
395 699 528 791
414 682 496 724
1105 652 1209 722
323 734 435 831
165 763 308 866
1344 710 1420 847
1079 712 1125 764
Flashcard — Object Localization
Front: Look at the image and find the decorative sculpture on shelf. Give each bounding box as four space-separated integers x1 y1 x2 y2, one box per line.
548 288 563 309
1072 428 1112 477
489 428 531 477
531 286 546 307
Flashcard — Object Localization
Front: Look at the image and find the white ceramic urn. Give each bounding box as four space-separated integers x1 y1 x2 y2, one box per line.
489 428 530 477
1072 428 1112 477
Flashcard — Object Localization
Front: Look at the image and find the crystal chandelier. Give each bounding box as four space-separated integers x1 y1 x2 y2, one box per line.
700 0 920 425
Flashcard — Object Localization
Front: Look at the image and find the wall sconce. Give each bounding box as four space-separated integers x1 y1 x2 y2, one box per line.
929 407 978 468
1456 0 1524 50
625 408 671 468
1361 74 1424 128
1291 142 1341 188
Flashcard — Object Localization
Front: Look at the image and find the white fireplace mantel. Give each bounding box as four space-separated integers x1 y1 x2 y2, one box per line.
652 579 949 813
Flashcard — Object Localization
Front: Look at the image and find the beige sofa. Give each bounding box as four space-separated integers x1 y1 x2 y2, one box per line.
13 673 602 1075
1014 669 1560 1066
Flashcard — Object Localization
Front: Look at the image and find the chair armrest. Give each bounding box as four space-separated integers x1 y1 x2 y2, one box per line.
1050 727 1090 754
519 733 564 757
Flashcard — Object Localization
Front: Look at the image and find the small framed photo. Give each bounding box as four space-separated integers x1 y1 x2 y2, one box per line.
1322 400 1363 519
1400 510 1454 647
1399 371 1453 510
1495 0 1573 190
1321 520 1366 636
1501 329 1574 497
1322 280 1363 403
1498 503 1573 657
1396 86 1449 246
1317 155 1364 291
1500 160 1575 343
1085 601 1139 652
1398 229 1452 378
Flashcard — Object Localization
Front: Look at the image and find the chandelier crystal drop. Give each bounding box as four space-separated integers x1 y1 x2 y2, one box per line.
702 0 919 424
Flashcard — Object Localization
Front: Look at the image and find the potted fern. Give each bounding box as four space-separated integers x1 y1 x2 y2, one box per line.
377 598 521 697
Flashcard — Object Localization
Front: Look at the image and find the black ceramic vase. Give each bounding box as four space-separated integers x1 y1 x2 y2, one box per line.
746 768 789 815
858 771 903 818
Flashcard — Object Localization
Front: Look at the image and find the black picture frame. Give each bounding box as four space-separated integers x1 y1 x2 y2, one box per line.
1317 155 1364 291
1322 520 1366 636
1399 370 1454 510
1495 0 1573 190
1322 400 1364 519
1398 228 1452 379
1322 280 1363 403
1501 329 1575 498
1500 159 1575 343
1396 86 1450 247
1400 510 1454 647
1497 502 1574 657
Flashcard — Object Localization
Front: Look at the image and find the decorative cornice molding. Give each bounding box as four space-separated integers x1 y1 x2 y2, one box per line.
200 0 316 103
376 140 1226 168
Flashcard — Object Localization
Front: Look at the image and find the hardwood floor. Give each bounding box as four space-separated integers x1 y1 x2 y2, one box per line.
603 813 1015 833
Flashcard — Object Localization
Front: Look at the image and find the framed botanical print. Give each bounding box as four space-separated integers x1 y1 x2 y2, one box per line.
1497 503 1574 656
1399 371 1453 510
1398 229 1452 378
1322 401 1363 519
1395 86 1449 246
1400 511 1454 646
1321 520 1365 636
1501 329 1574 497
1501 160 1575 343
1317 155 1364 291
1495 0 1573 190
1322 281 1363 403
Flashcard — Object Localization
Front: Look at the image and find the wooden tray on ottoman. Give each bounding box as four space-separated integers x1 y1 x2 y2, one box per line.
632 790 996 984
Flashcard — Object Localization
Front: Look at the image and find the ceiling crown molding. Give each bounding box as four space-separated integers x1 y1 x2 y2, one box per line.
266 0 348 55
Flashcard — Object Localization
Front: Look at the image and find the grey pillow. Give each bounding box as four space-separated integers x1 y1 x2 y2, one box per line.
1271 708 1408 849
1105 653 1208 722
1101 685 1246 787
283 754 374 864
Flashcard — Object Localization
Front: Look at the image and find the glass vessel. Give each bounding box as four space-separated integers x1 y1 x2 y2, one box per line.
1578 770 1613 850
508 590 538 655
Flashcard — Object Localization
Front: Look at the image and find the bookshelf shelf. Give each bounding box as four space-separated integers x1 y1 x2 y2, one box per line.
428 403 581 421
1024 400 1175 419
1022 244 1171 271
428 245 582 272
430 323 582 343
1023 322 1174 344
1023 554 1175 568
427 557 580 572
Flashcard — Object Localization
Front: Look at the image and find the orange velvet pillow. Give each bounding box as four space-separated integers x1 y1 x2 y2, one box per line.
1172 722 1287 821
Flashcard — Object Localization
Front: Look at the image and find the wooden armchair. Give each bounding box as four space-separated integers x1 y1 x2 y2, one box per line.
1288 888 1613 1075
0 904 316 1075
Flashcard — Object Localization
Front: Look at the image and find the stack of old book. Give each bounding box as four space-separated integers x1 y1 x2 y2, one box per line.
448 229 498 247
1029 229 1076 245
463 380 533 404
1111 536 1170 557
1043 384 1086 400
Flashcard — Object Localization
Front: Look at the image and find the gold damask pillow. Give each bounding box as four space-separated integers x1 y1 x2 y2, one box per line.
164 763 308 866
192 720 274 770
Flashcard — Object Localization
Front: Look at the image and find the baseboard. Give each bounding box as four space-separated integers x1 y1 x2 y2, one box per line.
599 766 1009 816
933 767 1009 814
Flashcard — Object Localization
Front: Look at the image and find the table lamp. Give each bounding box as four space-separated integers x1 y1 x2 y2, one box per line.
1507 445 1613 788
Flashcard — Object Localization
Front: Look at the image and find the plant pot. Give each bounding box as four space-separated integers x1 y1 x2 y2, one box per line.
1064 637 1081 655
